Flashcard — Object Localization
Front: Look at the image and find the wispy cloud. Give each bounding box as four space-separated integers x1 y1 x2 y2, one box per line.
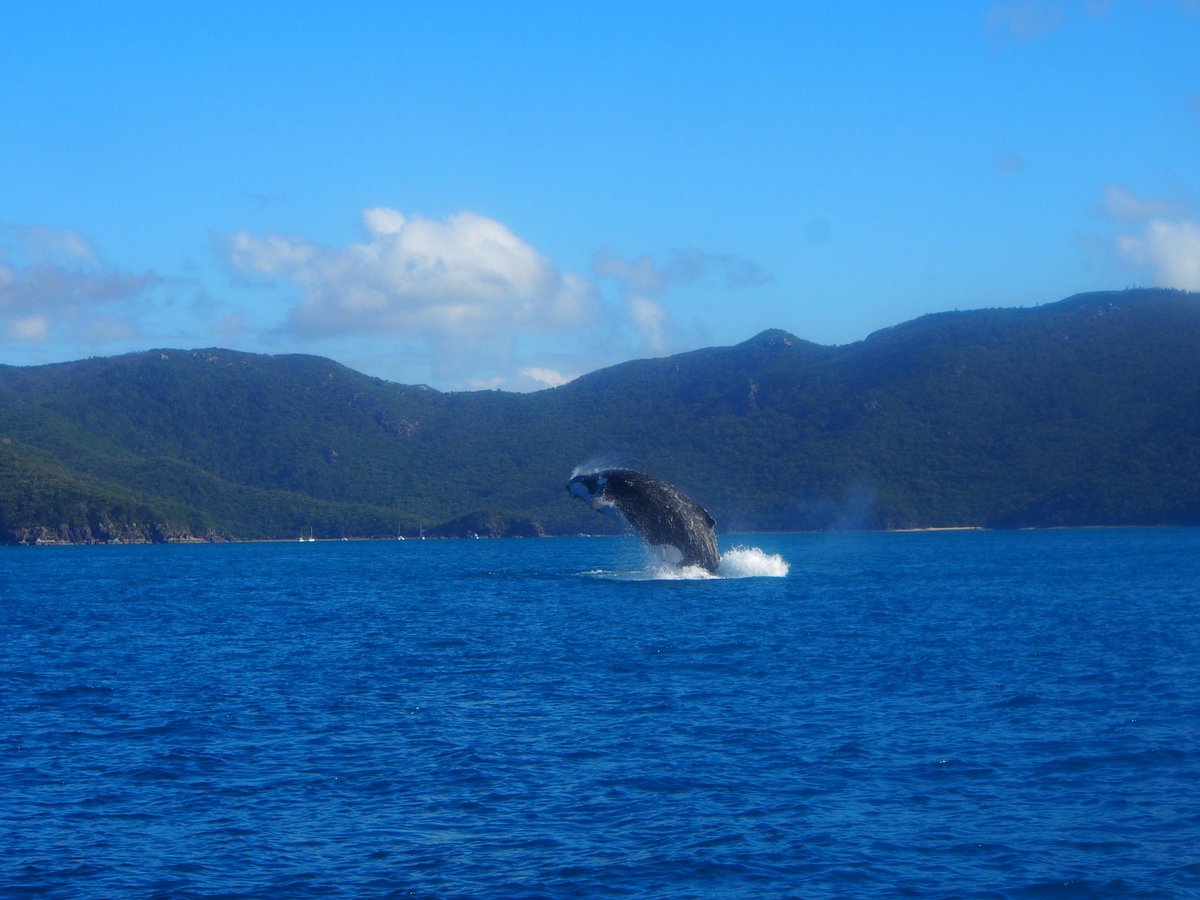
1102 184 1182 221
0 226 159 345
985 2 1065 42
987 0 1198 45
592 249 770 353
226 208 601 341
992 152 1025 174
1107 185 1200 289
1115 219 1200 290
519 366 574 388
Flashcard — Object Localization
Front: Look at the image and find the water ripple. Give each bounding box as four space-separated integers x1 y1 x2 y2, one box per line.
1 531 1198 898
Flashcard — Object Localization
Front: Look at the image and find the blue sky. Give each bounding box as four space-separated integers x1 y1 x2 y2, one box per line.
2 1 1198 389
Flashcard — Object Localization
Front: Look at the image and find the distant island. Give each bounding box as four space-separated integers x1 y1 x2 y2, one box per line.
1 288 1197 544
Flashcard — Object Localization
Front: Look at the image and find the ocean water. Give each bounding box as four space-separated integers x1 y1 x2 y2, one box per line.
2 529 1198 899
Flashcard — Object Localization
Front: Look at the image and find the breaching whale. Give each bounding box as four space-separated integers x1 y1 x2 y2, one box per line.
567 468 720 572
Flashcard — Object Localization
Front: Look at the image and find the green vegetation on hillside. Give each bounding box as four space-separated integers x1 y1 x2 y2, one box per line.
1 289 1197 543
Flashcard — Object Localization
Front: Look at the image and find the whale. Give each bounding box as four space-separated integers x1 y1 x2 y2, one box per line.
567 468 720 572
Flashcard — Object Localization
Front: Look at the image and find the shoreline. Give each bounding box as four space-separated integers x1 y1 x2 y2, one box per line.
6 522 1194 548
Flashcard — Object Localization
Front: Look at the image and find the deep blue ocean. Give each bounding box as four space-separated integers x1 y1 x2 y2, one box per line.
3 529 1199 899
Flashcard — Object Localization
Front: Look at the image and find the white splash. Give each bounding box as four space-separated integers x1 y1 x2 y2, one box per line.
587 544 789 580
647 561 720 580
716 545 790 578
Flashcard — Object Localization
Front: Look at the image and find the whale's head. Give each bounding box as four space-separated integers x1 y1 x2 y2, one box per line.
567 470 615 513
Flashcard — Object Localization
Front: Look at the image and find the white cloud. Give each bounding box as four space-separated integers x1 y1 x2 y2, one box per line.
1105 185 1200 290
592 248 769 352
0 226 159 345
628 295 670 352
226 231 317 276
1115 218 1200 289
362 206 407 236
226 208 601 340
520 366 574 388
591 252 674 351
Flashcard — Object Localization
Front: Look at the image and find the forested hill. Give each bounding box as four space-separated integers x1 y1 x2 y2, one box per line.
1 288 1197 544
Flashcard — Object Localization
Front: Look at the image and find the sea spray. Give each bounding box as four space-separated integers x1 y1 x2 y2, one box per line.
717 545 790 578
586 544 789 580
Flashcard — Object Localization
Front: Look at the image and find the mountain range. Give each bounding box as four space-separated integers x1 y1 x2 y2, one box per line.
1 288 1197 544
